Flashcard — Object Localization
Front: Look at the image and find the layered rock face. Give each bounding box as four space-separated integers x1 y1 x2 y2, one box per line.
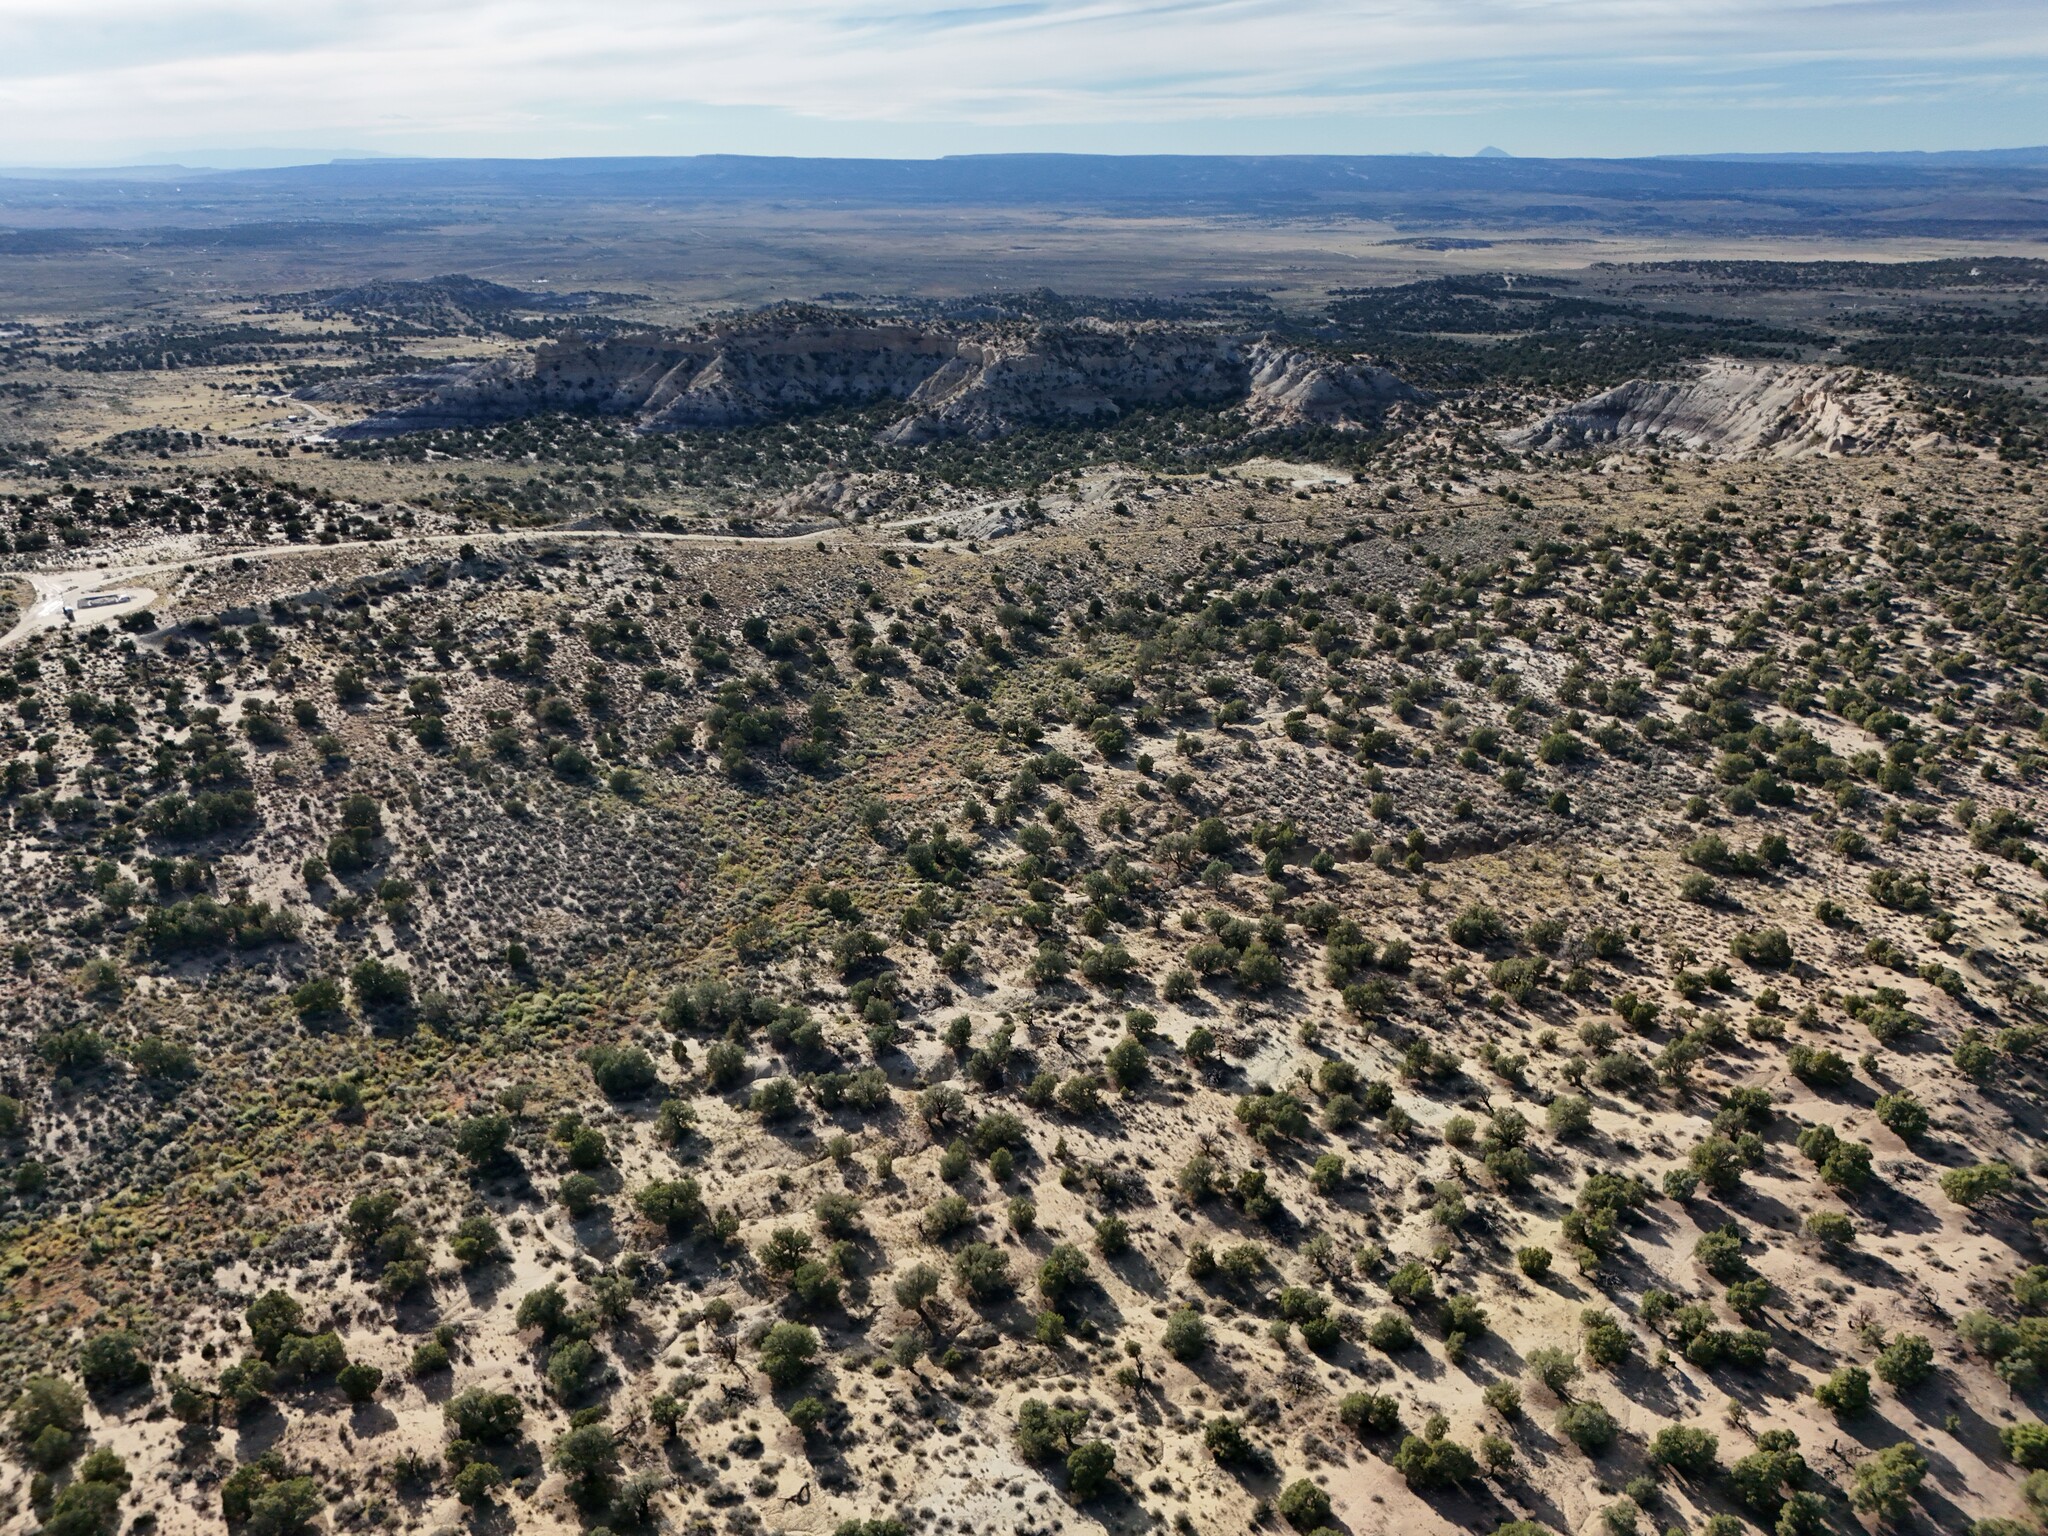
327 322 956 438
295 363 501 409
635 325 960 431
324 312 1427 442
1511 359 1929 458
1241 342 1428 434
882 328 1427 444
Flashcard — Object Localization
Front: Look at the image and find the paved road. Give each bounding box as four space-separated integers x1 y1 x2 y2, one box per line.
0 523 860 651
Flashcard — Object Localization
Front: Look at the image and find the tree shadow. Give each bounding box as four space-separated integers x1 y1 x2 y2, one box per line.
1178 1340 1250 1398
1413 1478 1527 1534
229 1401 288 1461
1928 1390 2017 1483
85 1378 154 1422
1058 1278 1128 1341
414 1364 456 1405
1455 1330 1525 1382
1858 1180 1943 1238
569 1206 619 1258
608 1311 667 1374
1103 1245 1162 1296
1492 1474 1574 1536
1764 1323 1839 1377
460 1259 516 1310
392 1287 444 1336
1398 1334 1450 1383
478 1155 537 1207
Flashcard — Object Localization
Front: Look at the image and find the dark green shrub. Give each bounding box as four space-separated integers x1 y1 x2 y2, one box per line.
1448 904 1509 949
454 1113 511 1168
1731 926 1793 968
444 1388 524 1443
1649 1424 1719 1478
1066 1440 1116 1500
1557 1399 1617 1453
758 1322 819 1387
1815 1365 1873 1418
953 1243 1012 1301
1039 1243 1090 1298
1163 1308 1210 1361
1016 1397 1087 1461
1392 1431 1477 1490
78 1331 148 1393
1338 1391 1401 1435
2002 1422 2048 1469
1275 1479 1332 1530
583 1044 658 1098
1368 1311 1415 1351
348 958 411 1011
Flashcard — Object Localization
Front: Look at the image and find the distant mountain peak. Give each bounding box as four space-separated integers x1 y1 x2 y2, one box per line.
1474 146 1513 158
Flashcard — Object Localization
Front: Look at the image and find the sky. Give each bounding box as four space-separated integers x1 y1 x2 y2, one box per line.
0 0 2043 166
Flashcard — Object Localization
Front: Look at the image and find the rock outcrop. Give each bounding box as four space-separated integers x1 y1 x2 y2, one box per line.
328 321 965 439
878 323 1246 445
1510 359 1928 458
879 328 1427 445
323 309 1427 443
301 274 638 324
1242 342 1427 433
637 324 956 432
294 362 503 409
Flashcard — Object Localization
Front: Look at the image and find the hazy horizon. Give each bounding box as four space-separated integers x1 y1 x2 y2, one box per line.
8 145 2048 178
2 1 2043 167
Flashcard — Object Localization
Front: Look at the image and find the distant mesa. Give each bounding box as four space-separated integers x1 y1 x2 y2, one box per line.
1382 237 1495 251
0 229 92 255
294 362 503 408
322 307 1431 444
1508 358 1934 459
312 274 637 313
290 273 645 329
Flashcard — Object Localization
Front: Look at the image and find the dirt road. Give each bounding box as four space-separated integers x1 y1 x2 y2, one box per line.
0 524 862 650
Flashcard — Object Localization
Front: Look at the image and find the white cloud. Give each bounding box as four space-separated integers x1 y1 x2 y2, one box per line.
0 0 2040 159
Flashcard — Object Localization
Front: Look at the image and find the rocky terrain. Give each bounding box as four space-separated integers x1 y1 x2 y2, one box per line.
1512 362 1934 460
327 313 1429 446
0 258 2045 1536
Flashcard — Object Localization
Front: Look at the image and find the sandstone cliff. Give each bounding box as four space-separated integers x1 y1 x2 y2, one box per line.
1510 358 1932 458
322 310 1427 443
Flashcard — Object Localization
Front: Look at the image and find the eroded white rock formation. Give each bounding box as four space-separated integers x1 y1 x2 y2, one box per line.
1511 359 1931 458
